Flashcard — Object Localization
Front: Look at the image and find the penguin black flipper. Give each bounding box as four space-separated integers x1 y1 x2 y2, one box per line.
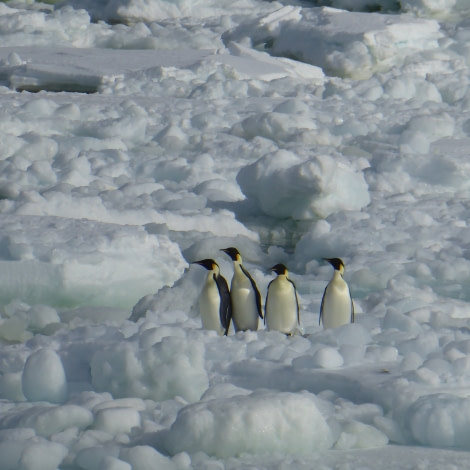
319 285 327 326
287 278 300 325
215 273 232 335
350 290 355 323
264 278 275 325
240 264 263 319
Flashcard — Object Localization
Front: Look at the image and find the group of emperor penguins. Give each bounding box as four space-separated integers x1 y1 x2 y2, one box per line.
192 247 354 336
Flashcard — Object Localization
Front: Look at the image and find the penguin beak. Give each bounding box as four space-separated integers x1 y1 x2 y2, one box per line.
192 259 213 270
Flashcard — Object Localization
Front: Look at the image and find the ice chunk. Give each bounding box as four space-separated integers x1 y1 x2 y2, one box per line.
0 215 186 310
269 7 443 79
60 0 281 22
164 390 334 457
220 42 325 82
0 46 214 93
335 420 389 449
383 309 423 335
227 6 443 79
94 407 141 435
120 446 177 470
237 150 370 219
407 394 470 449
75 446 121 470
401 0 464 17
0 437 68 470
22 348 67 404
100 457 132 470
17 440 68 470
312 347 344 369
91 337 208 403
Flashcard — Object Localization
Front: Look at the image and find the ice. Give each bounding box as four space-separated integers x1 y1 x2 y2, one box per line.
227 6 443 78
19 405 93 437
163 390 334 457
0 0 469 468
237 150 370 219
223 42 325 82
312 346 345 368
119 446 177 470
0 215 186 310
90 334 209 403
401 0 468 17
60 0 279 23
408 394 470 448
75 446 121 470
334 421 389 450
100 457 132 470
94 406 141 434
21 348 67 404
0 436 68 470
0 46 214 93
16 440 68 470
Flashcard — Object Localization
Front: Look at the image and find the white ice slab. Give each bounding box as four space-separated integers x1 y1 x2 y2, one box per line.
0 47 214 92
0 44 323 93
227 6 444 78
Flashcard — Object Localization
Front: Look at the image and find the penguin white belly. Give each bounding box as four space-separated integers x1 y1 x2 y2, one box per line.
198 281 223 334
322 282 351 329
266 281 297 335
231 286 258 331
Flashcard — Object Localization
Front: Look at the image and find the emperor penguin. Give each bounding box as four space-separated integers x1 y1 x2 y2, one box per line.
221 247 262 331
319 258 354 329
193 259 232 335
265 263 300 335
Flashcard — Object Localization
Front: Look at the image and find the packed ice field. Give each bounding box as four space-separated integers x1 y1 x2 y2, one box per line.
1 0 470 468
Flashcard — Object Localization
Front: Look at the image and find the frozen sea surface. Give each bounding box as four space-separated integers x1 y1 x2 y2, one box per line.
1 0 470 468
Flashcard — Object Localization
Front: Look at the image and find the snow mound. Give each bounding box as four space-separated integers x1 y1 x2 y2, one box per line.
221 42 325 82
0 45 322 94
58 0 280 23
401 0 470 18
22 348 67 404
226 6 443 78
237 150 370 219
0 436 68 470
0 47 213 93
120 446 176 470
164 390 334 457
407 394 470 448
0 215 186 310
91 336 208 403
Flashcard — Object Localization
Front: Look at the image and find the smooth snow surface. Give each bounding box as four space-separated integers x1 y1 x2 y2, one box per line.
1 0 470 469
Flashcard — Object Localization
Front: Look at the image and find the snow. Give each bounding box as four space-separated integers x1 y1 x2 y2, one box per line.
22 348 67 403
163 390 334 457
237 149 370 218
0 0 469 468
226 6 444 79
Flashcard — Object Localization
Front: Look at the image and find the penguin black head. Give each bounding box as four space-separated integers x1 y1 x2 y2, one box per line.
192 259 218 271
324 258 345 272
221 247 241 261
271 263 288 276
